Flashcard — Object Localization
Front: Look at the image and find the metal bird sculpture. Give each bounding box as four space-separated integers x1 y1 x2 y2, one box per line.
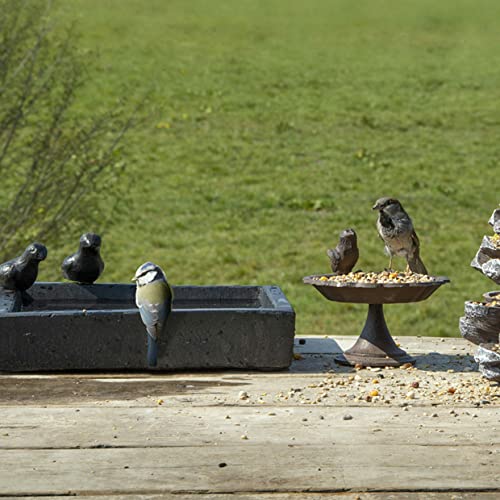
327 228 359 275
373 197 428 274
133 262 173 368
0 242 47 291
61 233 104 284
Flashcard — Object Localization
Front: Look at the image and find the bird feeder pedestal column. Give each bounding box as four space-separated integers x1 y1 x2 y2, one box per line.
335 303 415 367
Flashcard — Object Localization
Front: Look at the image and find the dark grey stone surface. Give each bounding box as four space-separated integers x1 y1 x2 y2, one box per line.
459 316 499 345
489 208 500 234
459 300 499 345
0 288 21 313
464 300 500 324
482 259 500 285
475 344 500 382
470 236 500 282
462 208 500 374
0 283 295 372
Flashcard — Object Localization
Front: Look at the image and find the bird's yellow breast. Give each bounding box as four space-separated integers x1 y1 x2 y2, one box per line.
138 280 172 304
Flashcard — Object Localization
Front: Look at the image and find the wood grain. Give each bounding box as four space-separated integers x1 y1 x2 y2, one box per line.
0 336 498 497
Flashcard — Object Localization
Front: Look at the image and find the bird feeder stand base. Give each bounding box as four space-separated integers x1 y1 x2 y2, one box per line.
335 303 415 367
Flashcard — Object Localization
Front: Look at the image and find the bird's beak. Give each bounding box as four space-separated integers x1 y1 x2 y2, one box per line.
372 203 379 210
131 277 137 282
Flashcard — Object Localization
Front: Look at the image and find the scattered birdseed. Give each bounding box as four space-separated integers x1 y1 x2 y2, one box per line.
228 351 498 410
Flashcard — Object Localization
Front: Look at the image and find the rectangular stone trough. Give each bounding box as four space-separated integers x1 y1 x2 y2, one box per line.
0 283 295 372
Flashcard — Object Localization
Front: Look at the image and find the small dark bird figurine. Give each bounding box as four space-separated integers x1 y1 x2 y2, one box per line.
373 197 428 274
61 233 104 284
133 262 173 368
327 228 359 275
0 242 48 291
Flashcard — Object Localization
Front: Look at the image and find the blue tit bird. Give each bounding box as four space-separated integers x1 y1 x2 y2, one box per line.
61 233 104 284
133 262 173 368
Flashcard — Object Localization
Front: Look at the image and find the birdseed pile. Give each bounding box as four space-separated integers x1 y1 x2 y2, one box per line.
492 233 500 248
473 298 500 308
313 271 438 285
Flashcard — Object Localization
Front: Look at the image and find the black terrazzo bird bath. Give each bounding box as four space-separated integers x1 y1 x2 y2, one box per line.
0 283 295 371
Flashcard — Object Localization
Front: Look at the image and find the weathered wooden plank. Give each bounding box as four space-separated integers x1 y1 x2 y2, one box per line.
0 337 497 497
293 336 474 356
15 493 500 499
0 442 497 496
0 359 494 408
0 406 497 449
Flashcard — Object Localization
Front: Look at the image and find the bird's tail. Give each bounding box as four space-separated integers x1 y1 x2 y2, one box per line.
147 335 158 368
408 255 428 275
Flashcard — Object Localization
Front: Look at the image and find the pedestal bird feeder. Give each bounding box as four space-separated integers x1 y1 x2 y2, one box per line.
303 273 449 367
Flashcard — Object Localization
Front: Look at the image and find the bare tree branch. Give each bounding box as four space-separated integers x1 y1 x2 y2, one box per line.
0 0 144 259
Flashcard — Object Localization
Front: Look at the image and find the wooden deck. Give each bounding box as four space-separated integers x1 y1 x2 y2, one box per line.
0 336 498 499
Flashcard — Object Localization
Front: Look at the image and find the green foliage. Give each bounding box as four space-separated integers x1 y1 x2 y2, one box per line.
10 0 500 337
0 0 139 262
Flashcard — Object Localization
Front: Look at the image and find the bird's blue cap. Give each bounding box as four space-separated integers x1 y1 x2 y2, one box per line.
132 262 158 281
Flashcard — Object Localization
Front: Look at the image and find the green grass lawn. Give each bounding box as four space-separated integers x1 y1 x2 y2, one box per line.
38 0 500 336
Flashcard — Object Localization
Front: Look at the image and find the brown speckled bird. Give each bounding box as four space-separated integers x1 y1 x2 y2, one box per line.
327 228 359 275
373 197 428 275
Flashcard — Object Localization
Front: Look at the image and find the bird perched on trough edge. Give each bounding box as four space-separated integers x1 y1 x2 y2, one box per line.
373 197 428 275
133 262 173 368
327 228 359 275
61 233 104 284
0 242 47 291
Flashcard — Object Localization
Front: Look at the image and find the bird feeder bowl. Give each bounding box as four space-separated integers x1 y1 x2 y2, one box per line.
303 274 450 367
0 282 295 372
